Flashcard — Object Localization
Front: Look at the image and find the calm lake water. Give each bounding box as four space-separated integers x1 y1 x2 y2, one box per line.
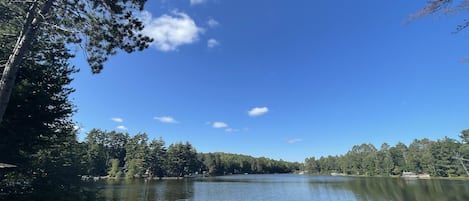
97 174 469 201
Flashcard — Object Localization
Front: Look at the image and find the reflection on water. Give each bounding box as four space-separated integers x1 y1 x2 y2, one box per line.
100 179 194 201
192 175 352 201
97 174 469 201
338 177 469 201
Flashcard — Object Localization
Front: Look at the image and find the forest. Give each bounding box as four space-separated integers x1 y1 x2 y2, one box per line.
304 132 469 177
82 129 302 179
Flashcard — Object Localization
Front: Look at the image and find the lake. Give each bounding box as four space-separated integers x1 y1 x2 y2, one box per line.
97 174 469 201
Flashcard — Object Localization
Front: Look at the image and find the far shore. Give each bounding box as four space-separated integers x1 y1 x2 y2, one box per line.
305 173 469 180
82 173 469 182
82 175 210 181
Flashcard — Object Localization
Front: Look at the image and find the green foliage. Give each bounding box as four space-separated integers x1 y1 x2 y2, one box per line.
305 157 320 174
460 129 469 144
147 138 167 178
0 31 76 165
79 131 300 179
84 129 109 176
83 129 130 176
406 139 434 174
431 137 461 177
167 142 198 177
0 0 154 127
199 152 300 175
304 132 469 178
0 24 95 200
108 159 121 178
107 131 129 167
376 143 393 176
2 0 153 74
0 1 23 53
125 159 145 179
48 0 154 73
124 133 149 178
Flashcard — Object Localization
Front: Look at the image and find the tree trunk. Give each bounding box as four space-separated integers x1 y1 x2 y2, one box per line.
0 0 54 125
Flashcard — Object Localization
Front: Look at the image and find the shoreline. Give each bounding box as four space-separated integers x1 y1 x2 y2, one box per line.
323 173 469 180
84 172 469 181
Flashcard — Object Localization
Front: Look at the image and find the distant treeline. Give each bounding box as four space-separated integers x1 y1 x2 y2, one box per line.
83 129 302 178
304 130 469 177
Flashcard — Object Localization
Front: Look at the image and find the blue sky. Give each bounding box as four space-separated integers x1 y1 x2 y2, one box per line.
71 1 469 162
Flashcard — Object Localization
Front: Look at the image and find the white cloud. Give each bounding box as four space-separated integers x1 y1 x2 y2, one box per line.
212 122 228 128
154 116 179 123
207 38 219 48
225 128 239 132
140 11 203 51
248 107 269 117
207 18 219 28
287 138 302 144
73 125 86 133
117 125 128 131
190 0 207 5
111 117 123 123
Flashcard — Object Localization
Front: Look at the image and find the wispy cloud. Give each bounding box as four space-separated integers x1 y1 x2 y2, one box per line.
154 116 179 124
225 128 239 132
117 125 128 131
287 138 302 144
248 107 269 117
207 38 219 48
190 0 207 5
207 18 219 28
111 117 124 123
212 122 228 128
140 11 203 51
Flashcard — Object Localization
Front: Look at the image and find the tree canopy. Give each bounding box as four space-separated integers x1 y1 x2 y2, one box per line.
0 0 153 124
304 134 469 177
411 0 469 33
0 0 153 199
79 129 301 179
0 25 91 200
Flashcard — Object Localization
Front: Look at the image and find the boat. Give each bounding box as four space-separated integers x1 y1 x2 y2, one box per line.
417 173 431 179
401 171 418 179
